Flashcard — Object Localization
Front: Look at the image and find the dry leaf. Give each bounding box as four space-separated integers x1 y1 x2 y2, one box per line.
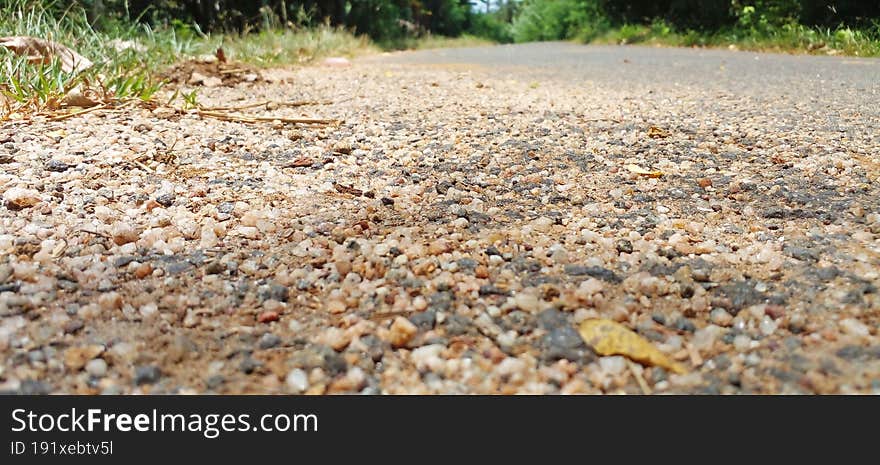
333 183 363 196
625 164 663 178
63 92 100 108
0 36 93 73
647 126 670 138
578 319 687 374
283 157 313 168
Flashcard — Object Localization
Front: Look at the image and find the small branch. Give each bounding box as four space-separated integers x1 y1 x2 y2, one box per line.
197 110 338 126
47 103 108 121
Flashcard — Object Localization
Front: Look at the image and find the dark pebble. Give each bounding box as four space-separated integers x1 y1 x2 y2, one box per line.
155 193 175 207
541 326 594 363
217 201 235 214
0 282 20 293
409 310 436 330
18 379 51 395
674 317 696 332
258 333 282 350
381 197 394 206
485 245 501 256
204 261 225 274
478 284 510 296
563 264 622 283
257 283 289 303
616 239 634 254
239 357 261 374
46 160 71 172
443 314 473 336
205 375 225 389
133 365 162 385
113 256 137 268
536 308 569 330
784 245 818 262
456 258 478 271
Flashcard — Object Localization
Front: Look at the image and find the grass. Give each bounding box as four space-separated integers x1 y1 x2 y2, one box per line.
584 20 880 57
393 34 496 51
0 1 376 116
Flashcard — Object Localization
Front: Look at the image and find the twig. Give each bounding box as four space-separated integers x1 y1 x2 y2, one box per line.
197 110 338 126
78 227 111 239
218 68 248 74
199 100 326 112
48 103 108 121
368 311 414 321
627 360 652 395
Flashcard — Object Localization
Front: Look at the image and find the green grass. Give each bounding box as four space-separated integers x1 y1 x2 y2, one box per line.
0 1 375 115
585 20 880 57
403 34 496 50
210 27 376 67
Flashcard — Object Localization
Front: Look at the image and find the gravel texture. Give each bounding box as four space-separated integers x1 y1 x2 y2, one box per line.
0 43 878 394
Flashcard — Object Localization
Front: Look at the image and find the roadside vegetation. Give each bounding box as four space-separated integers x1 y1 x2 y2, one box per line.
2 1 879 116
488 1 880 57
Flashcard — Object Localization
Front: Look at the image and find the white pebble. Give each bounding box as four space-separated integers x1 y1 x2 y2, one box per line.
85 358 107 377
285 368 309 393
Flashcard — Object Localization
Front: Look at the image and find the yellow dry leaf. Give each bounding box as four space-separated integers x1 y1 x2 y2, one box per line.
47 129 67 139
647 126 670 138
625 164 663 178
578 319 687 374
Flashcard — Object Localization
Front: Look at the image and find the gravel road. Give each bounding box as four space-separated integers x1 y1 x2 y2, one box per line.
1 43 878 394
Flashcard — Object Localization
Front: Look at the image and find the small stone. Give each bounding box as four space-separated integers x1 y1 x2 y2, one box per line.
840 318 870 337
428 239 454 255
709 308 733 326
98 292 123 311
205 261 225 274
599 356 627 376
388 316 418 348
326 299 347 314
155 193 175 207
63 319 85 334
85 358 108 377
64 345 104 371
134 262 152 279
46 159 71 172
111 222 139 245
759 316 778 336
697 178 713 188
257 311 280 323
514 292 541 313
335 261 352 276
3 187 41 209
257 283 289 303
258 333 282 349
133 365 161 385
239 357 261 374
616 239 634 254
286 368 309 393
764 304 785 320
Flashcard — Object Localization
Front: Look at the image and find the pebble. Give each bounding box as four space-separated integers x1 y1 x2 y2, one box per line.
388 316 418 348
258 333 282 349
286 368 309 393
257 311 280 323
133 365 161 385
85 358 108 377
839 318 870 337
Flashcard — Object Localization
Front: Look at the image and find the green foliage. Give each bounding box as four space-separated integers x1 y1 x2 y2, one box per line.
468 0 879 56
510 0 606 42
